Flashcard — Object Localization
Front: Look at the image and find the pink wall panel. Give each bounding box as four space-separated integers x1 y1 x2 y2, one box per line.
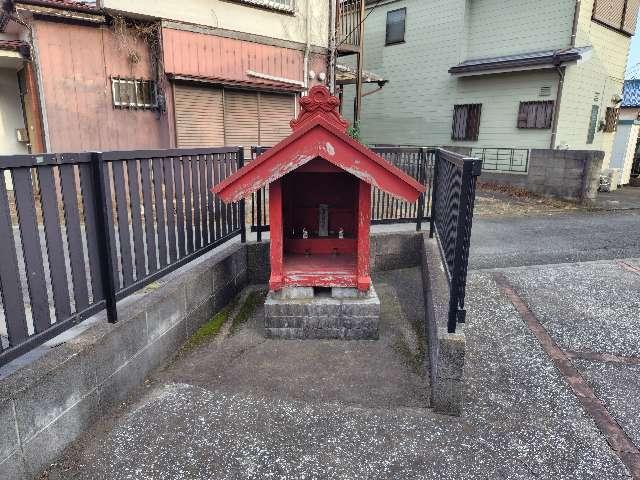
162 28 306 89
35 21 171 153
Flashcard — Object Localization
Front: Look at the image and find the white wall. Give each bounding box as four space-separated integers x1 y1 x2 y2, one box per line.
0 68 28 155
101 0 330 48
610 107 640 184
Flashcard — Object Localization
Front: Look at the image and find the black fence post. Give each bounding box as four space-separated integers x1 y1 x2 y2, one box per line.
238 148 246 243
416 148 426 231
91 152 118 324
429 149 439 238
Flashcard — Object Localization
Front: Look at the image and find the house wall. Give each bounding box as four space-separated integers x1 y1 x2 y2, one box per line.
33 20 171 153
100 0 330 48
452 70 559 149
351 0 573 149
0 68 28 155
610 107 640 184
465 0 574 59
555 0 630 168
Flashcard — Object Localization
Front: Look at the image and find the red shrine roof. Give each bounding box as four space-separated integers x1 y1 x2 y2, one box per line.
212 85 425 204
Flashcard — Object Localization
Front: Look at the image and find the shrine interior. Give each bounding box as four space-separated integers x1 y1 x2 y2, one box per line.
280 157 360 286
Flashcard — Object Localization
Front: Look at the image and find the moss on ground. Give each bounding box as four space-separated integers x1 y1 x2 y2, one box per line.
183 299 238 350
230 290 265 334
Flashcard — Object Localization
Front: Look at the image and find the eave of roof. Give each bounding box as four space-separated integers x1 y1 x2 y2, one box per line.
0 39 30 58
13 0 99 14
449 47 591 75
335 63 388 86
212 117 425 204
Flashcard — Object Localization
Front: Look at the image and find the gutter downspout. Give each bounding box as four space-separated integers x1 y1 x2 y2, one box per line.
303 0 311 91
550 0 580 149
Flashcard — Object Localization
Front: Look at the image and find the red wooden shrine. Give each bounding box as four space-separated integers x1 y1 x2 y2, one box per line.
213 86 425 292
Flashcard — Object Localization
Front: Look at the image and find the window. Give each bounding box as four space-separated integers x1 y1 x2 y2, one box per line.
386 8 406 45
517 101 555 129
111 77 157 109
452 104 482 141
592 0 640 35
603 107 620 132
587 105 599 144
232 0 295 13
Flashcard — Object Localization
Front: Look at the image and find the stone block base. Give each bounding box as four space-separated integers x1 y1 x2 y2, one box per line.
264 286 380 340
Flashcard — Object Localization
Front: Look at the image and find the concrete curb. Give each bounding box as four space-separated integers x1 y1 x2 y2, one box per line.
0 242 248 479
421 234 466 416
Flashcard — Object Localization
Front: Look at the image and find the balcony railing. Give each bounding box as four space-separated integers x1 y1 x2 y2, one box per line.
337 0 362 51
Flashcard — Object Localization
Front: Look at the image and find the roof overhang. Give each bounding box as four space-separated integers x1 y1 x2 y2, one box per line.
335 63 388 86
13 0 104 23
449 46 592 77
0 39 29 69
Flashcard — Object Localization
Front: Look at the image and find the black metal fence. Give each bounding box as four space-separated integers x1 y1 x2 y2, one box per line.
471 147 529 173
430 149 482 333
0 148 244 367
249 146 435 238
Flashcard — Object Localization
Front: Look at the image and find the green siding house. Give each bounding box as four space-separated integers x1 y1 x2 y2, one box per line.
347 0 637 171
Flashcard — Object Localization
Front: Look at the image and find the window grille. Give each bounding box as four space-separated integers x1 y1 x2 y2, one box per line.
111 77 158 109
452 104 482 141
603 107 620 132
587 105 600 144
386 8 406 45
517 101 555 129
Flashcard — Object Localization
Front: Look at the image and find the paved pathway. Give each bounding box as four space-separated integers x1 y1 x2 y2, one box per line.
42 258 640 479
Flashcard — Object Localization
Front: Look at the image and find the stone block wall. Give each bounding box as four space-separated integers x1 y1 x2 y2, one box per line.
0 243 247 480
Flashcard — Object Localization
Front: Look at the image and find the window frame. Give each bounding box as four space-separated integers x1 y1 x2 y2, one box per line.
111 77 158 110
517 100 555 129
385 7 407 46
451 103 482 142
587 105 600 144
592 0 639 36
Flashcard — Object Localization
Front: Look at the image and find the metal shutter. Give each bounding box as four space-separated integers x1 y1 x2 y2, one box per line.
258 92 295 146
224 90 259 148
174 84 224 148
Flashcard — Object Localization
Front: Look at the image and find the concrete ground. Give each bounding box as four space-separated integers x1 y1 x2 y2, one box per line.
596 186 640 211
40 253 640 479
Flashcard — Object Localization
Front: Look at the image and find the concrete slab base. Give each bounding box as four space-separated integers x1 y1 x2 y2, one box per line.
264 286 380 340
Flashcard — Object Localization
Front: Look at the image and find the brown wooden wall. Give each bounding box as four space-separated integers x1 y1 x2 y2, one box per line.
34 20 171 153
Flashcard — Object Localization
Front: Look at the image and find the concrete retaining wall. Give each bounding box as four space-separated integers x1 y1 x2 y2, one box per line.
450 147 604 202
0 243 247 480
421 235 465 416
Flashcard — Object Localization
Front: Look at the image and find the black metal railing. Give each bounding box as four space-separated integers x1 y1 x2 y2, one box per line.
249 146 434 236
471 147 529 173
0 148 244 367
430 149 482 333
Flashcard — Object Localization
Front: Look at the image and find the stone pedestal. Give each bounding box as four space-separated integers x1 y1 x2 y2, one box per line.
264 286 380 340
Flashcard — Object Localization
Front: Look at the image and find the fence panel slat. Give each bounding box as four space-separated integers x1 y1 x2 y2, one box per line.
79 163 104 302
220 157 229 237
183 157 194 254
127 160 146 280
206 155 216 241
0 172 29 344
163 158 177 263
12 168 51 333
112 161 134 287
191 156 201 250
38 166 72 320
212 154 222 240
60 164 90 312
153 158 168 268
173 158 186 258
140 159 157 274
198 155 209 245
